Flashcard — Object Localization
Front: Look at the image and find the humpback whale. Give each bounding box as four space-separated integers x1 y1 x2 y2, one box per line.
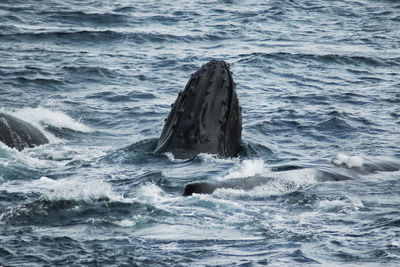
183 159 400 196
183 175 281 196
0 112 48 151
155 60 242 159
183 167 354 196
154 60 400 196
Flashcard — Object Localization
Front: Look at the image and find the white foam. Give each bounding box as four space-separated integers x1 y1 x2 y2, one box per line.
133 183 178 208
0 141 14 155
135 183 165 201
0 141 62 169
332 153 364 168
135 223 261 241
220 159 266 180
261 170 312 194
216 168 317 198
197 153 238 163
26 176 126 202
115 219 135 227
318 199 347 210
129 133 145 144
390 239 399 248
12 107 90 133
349 196 364 210
211 159 319 197
318 196 363 213
164 152 190 163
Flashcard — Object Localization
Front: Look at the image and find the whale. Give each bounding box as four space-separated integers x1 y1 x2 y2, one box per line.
183 159 400 196
0 112 49 151
152 60 356 195
183 168 352 196
152 60 400 196
154 60 242 159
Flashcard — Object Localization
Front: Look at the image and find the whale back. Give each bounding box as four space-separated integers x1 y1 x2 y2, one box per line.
0 112 49 151
155 60 242 158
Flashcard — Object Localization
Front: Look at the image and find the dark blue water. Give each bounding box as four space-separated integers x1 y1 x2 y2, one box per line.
1 0 400 265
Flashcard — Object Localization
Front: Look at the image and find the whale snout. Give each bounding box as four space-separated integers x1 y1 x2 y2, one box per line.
155 60 242 159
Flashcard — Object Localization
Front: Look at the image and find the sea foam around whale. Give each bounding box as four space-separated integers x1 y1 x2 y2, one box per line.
1 0 400 265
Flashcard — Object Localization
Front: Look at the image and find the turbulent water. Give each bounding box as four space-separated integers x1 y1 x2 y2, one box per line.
1 0 400 266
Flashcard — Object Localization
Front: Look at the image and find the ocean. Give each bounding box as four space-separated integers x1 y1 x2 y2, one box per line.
1 0 400 266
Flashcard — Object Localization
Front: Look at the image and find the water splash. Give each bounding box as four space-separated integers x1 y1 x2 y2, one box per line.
12 107 91 133
332 153 364 168
221 159 266 180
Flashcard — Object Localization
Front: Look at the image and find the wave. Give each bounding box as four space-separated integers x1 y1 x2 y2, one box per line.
14 76 64 87
40 11 129 26
237 52 400 68
0 107 91 165
0 29 204 44
0 143 56 181
192 155 400 198
62 66 117 79
0 24 20 35
209 159 318 197
0 194 155 227
86 90 155 103
0 175 174 227
11 107 90 133
2 66 119 88
316 117 355 134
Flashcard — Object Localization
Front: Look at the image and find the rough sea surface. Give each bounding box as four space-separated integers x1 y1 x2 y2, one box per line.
1 0 400 266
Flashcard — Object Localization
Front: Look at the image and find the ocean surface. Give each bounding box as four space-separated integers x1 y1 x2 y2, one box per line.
1 0 400 266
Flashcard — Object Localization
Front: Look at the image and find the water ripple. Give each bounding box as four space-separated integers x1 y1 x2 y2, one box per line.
1 0 400 265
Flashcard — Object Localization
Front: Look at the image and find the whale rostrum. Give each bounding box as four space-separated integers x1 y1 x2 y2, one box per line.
155 60 242 159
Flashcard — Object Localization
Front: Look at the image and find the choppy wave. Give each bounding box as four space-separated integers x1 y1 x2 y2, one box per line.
11 107 90 133
238 52 400 67
0 29 214 45
1 0 400 265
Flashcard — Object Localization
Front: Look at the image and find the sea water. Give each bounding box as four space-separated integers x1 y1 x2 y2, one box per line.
1 0 400 265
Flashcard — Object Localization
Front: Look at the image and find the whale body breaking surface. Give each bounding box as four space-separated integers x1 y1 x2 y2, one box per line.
1 61 399 197
154 60 242 159
152 60 400 196
0 112 48 151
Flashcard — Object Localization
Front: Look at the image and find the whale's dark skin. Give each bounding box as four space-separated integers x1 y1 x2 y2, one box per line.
155 60 242 159
183 176 278 196
183 160 400 196
183 171 351 196
152 60 400 196
0 112 49 151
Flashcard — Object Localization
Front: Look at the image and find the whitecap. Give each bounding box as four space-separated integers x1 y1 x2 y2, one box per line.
12 107 91 133
219 159 266 180
1 176 127 203
332 153 364 168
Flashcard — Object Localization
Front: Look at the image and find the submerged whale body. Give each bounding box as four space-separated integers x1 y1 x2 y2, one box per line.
183 170 351 196
183 159 400 196
183 175 282 196
154 61 400 196
154 60 242 159
0 112 48 151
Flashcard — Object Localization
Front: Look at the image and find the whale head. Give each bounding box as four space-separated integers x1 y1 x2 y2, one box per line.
155 60 242 159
